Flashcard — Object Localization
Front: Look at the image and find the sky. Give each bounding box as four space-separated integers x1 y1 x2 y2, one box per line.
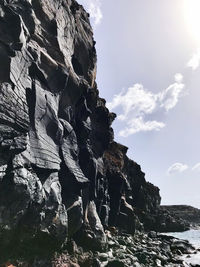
78 0 200 208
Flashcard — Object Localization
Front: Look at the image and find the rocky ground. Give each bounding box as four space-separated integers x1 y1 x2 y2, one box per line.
2 229 198 267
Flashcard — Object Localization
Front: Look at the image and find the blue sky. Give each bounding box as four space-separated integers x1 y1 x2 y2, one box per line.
78 0 200 208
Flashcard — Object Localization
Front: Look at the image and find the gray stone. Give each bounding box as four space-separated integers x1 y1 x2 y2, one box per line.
0 0 196 265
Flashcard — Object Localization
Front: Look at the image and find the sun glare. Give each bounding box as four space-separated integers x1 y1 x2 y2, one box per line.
184 0 200 44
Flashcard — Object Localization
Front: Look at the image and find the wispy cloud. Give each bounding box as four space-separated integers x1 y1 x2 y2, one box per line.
158 73 185 111
187 49 200 70
88 1 102 26
192 163 200 172
107 74 185 136
119 117 165 137
167 163 188 175
107 83 157 121
78 0 103 27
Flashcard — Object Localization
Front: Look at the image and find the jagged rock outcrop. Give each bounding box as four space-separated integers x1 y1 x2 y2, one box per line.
161 205 200 229
142 207 190 233
0 0 188 265
0 0 103 261
103 142 161 233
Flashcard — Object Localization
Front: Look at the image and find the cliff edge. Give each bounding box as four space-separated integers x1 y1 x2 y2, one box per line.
161 205 200 229
0 0 190 265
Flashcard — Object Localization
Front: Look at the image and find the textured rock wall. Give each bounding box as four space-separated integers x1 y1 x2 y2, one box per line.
161 205 199 229
0 0 165 262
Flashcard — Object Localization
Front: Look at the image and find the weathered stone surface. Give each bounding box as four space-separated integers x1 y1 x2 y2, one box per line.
161 205 200 229
0 0 193 265
0 0 97 261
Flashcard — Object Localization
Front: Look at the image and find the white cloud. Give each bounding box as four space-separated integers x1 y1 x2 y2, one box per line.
174 73 183 83
187 49 200 70
88 2 102 26
107 84 157 121
192 163 200 172
107 74 185 136
78 0 103 27
158 73 185 111
119 117 165 137
167 163 188 175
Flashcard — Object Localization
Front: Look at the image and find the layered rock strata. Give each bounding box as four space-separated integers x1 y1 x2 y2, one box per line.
0 0 188 265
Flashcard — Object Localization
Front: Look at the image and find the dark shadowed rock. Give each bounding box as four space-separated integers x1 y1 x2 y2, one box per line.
0 0 193 265
0 0 98 261
161 205 200 229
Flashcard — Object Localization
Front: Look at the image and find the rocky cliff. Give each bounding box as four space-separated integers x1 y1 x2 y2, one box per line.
161 205 200 229
0 0 188 265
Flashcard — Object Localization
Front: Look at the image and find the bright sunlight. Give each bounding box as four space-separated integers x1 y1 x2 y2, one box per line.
184 0 200 44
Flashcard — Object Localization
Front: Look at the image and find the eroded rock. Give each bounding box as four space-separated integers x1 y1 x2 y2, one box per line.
0 0 191 265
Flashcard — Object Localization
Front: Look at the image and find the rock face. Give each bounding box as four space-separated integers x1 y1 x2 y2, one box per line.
145 207 190 233
0 0 188 264
161 205 200 229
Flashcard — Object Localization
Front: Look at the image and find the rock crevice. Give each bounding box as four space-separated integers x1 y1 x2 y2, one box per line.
0 0 189 265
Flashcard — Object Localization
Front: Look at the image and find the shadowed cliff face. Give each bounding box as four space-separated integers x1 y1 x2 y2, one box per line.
0 0 171 263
